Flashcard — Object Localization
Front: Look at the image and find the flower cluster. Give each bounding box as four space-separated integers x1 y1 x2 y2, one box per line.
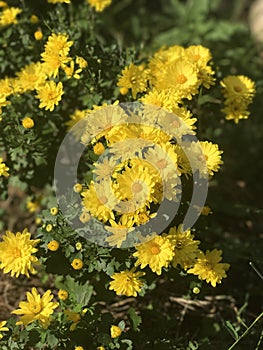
0 33 87 116
221 75 256 123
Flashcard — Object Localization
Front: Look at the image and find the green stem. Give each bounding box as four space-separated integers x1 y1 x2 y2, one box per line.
228 312 263 350
249 261 263 281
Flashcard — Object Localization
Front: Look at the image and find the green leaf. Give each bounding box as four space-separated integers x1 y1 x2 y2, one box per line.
46 333 59 347
64 276 93 306
128 307 142 331
225 321 239 340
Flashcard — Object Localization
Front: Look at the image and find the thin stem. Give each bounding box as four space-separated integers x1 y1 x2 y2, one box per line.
228 312 263 350
249 261 263 281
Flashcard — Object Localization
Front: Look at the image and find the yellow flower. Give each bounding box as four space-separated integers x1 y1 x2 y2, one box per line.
16 62 46 93
64 310 81 331
105 218 134 248
222 101 251 124
12 287 59 328
113 163 158 208
0 157 9 177
221 75 255 103
0 2 7 8
46 224 53 232
41 33 73 77
76 56 88 68
192 287 200 294
109 269 145 297
50 207 58 215
79 210 91 223
93 142 105 155
22 117 34 129
0 7 22 27
199 141 223 176
75 242 82 250
87 0 112 12
117 63 148 99
187 249 230 287
81 181 115 223
165 226 200 269
71 258 83 270
97 347 106 350
48 0 71 3
154 59 199 100
93 157 118 182
36 81 64 111
110 325 122 338
26 200 40 212
30 15 39 23
74 183 83 193
184 45 215 89
34 30 43 40
133 235 174 275
0 229 40 277
0 321 9 340
47 240 59 251
74 347 84 350
58 289 69 300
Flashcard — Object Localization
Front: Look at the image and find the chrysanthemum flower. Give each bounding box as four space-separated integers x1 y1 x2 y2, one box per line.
0 321 9 340
87 0 112 12
16 62 46 93
199 141 223 176
82 103 126 143
187 249 230 287
58 289 69 300
113 163 157 209
117 63 148 99
12 287 59 328
0 7 22 27
41 33 73 77
47 240 59 251
48 0 70 3
110 325 122 338
133 235 174 275
71 258 83 270
153 59 199 100
222 101 251 124
22 117 34 129
93 157 118 182
0 229 40 277
149 45 185 84
36 81 64 111
184 45 215 89
82 181 115 223
0 157 9 177
105 218 134 248
165 225 200 269
221 75 256 103
109 268 145 297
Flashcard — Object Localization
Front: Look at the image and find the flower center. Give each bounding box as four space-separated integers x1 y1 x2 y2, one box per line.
14 248 21 258
30 303 42 314
193 54 200 61
132 182 143 193
157 158 167 169
176 241 183 249
234 85 242 92
171 120 180 128
130 75 137 84
151 244 161 255
100 195 108 204
176 74 187 84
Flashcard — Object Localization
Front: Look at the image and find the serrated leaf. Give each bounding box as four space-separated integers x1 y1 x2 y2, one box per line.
128 308 142 331
46 333 59 347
